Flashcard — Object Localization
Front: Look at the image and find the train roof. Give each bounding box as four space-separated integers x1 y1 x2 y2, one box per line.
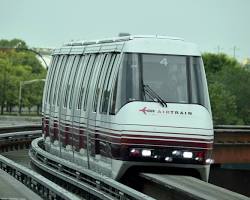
54 35 200 56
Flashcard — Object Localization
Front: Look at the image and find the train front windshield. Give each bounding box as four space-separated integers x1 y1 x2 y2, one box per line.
118 53 210 111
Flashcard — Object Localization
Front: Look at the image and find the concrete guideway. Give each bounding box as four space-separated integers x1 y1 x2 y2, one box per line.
0 168 42 200
141 173 250 200
0 154 81 200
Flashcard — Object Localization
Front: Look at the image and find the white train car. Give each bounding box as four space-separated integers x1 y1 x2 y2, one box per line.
42 35 214 181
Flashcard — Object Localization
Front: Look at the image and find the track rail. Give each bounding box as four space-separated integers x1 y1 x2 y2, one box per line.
30 137 154 200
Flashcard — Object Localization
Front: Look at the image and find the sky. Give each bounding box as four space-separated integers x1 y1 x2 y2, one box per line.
0 0 249 61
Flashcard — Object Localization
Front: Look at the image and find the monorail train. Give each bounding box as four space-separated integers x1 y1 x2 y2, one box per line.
42 35 214 182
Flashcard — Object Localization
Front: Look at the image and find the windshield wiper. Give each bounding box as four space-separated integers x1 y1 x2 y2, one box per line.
143 84 167 107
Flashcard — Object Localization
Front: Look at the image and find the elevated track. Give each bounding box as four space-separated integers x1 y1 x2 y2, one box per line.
213 125 250 163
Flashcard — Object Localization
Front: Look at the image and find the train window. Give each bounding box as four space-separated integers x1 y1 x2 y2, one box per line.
107 54 121 114
56 56 73 106
83 54 99 111
92 54 108 112
109 76 118 115
117 53 141 110
46 56 57 104
77 55 91 109
114 53 210 113
100 54 117 113
48 56 63 105
94 54 112 112
190 57 210 111
143 54 188 103
44 56 58 104
69 56 85 109
63 56 76 108
52 55 67 105
43 56 54 103
63 55 80 108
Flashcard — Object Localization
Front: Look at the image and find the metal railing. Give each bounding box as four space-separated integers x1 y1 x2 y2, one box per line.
0 155 80 200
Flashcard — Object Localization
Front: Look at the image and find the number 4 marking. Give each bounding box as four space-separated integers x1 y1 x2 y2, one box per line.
160 58 168 66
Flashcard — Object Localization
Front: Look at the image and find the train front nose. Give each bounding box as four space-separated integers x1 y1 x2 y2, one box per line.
117 102 214 164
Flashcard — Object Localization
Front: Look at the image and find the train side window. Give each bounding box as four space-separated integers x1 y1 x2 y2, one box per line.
48 56 63 105
63 56 76 107
44 56 58 104
56 55 72 106
52 55 67 105
190 57 210 110
83 54 99 111
59 55 75 107
69 55 85 109
46 56 58 104
109 76 118 115
107 54 121 115
94 54 112 113
63 55 80 108
100 54 117 114
77 55 91 109
43 56 54 103
92 54 108 112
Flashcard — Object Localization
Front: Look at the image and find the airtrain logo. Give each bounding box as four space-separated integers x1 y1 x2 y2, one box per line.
139 107 155 114
139 107 192 116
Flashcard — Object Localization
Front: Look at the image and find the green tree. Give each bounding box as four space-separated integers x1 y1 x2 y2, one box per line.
243 58 250 71
0 56 10 114
203 53 240 82
216 65 250 124
209 82 243 124
203 53 250 125
0 38 27 49
0 38 47 115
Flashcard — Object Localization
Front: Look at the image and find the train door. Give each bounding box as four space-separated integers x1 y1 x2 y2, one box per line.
75 53 98 168
68 54 90 168
86 54 112 171
63 55 81 160
84 54 104 169
58 55 75 152
67 55 85 158
43 56 57 140
98 54 120 165
48 56 64 145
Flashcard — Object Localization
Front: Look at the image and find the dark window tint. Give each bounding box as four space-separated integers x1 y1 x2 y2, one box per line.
45 56 59 104
100 54 117 113
56 56 72 106
92 54 108 112
109 76 118 115
190 57 210 110
83 54 98 111
49 56 64 105
77 55 91 109
69 56 85 109
119 53 141 109
63 56 80 108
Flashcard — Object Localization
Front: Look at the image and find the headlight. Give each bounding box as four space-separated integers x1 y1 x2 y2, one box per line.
141 149 152 157
182 151 193 159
